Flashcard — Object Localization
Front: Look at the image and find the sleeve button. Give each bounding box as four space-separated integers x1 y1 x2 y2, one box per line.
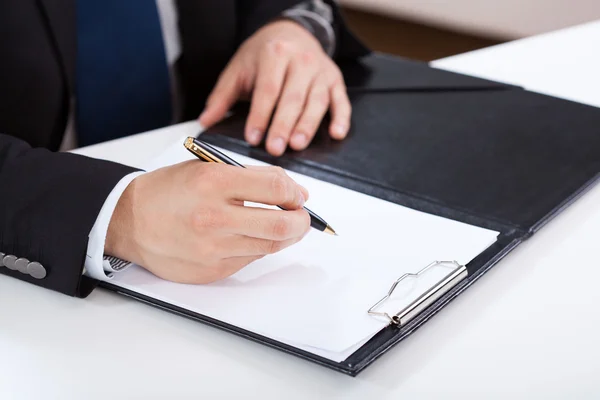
15 258 30 274
27 262 47 280
3 255 18 270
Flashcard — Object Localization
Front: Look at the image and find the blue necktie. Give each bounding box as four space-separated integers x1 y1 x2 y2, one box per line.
76 0 172 146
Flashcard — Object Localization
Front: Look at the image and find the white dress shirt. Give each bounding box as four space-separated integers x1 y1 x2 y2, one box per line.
74 0 335 281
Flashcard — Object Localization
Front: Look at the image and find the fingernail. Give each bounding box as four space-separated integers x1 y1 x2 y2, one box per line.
332 124 346 138
291 133 308 149
270 137 286 155
247 129 262 145
296 188 306 207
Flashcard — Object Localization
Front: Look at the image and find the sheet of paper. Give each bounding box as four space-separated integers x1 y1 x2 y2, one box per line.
110 136 498 362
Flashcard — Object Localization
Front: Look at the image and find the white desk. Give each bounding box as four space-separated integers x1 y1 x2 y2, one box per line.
2 21 600 400
340 0 600 40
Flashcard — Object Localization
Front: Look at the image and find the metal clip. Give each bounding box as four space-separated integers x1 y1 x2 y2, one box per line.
368 260 467 326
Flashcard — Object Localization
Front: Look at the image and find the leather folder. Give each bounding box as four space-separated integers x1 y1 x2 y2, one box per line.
109 53 600 376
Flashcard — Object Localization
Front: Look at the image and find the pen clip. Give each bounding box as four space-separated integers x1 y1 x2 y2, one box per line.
184 137 224 164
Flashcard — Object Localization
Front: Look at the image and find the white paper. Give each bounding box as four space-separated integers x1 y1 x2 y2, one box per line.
111 137 498 362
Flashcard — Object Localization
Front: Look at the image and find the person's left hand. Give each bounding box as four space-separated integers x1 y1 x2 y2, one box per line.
199 19 350 156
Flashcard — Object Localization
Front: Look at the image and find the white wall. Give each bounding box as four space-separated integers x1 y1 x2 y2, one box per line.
338 0 600 39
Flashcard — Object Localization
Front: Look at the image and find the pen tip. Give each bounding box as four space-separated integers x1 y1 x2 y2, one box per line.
324 225 338 236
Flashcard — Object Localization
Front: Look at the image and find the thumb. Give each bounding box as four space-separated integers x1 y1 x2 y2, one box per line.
199 66 241 128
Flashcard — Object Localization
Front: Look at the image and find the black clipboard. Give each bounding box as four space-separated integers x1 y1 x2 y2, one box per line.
102 54 600 376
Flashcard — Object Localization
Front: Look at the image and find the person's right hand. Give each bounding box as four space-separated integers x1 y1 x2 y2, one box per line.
104 161 311 284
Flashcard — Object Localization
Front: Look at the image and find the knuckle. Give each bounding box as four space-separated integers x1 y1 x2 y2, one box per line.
261 80 280 98
256 239 279 255
312 90 330 108
270 173 292 204
297 50 315 66
268 39 291 56
272 215 292 240
283 91 304 106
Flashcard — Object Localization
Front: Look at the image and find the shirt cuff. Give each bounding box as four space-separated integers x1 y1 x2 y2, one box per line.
84 171 145 281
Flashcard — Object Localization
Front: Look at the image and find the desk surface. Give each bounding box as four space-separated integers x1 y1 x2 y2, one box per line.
2 21 600 400
340 0 600 39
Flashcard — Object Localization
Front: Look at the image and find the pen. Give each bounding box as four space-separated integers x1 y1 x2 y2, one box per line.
184 136 337 236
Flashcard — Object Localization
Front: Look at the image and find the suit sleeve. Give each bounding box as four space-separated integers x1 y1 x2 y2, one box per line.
235 0 370 61
0 134 138 297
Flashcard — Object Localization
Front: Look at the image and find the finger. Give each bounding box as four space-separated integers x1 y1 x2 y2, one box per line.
245 42 291 146
199 64 242 128
328 80 351 140
224 205 311 241
244 165 309 201
290 76 331 151
265 57 317 156
217 235 302 258
221 166 307 209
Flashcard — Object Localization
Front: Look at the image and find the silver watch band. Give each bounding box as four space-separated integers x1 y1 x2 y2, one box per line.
282 1 336 56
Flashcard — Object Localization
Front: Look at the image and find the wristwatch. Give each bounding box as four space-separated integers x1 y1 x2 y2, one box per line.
281 1 336 57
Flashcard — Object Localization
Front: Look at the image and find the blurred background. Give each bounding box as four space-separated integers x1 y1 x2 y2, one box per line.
337 0 600 61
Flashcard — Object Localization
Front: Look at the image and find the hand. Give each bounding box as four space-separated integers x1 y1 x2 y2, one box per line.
105 162 311 284
199 20 350 156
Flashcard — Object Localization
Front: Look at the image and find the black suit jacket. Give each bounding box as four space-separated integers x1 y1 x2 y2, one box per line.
0 0 368 296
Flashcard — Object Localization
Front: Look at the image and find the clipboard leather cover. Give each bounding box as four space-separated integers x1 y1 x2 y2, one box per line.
106 53 600 376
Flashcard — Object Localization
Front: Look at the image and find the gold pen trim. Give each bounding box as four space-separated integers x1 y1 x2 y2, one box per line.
184 137 225 164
